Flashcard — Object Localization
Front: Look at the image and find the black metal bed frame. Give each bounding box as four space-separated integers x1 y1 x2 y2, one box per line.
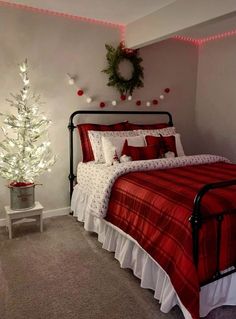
68 110 236 287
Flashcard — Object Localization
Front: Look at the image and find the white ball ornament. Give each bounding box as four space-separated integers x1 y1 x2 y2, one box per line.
112 100 117 106
68 78 75 85
146 101 151 107
160 94 165 100
86 97 92 103
128 95 132 101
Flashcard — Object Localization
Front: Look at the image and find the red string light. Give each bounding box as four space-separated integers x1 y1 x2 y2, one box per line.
173 29 236 46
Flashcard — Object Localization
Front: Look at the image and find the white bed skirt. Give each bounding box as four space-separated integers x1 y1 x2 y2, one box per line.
71 185 236 319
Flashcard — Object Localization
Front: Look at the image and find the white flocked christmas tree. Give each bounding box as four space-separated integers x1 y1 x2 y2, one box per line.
0 59 56 185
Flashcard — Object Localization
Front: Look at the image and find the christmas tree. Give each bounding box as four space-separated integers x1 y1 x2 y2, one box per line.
0 59 56 185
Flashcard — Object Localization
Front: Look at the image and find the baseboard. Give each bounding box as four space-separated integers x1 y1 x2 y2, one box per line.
0 206 70 227
43 206 70 219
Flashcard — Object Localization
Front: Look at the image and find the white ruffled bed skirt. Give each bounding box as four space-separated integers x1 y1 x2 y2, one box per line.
71 185 236 319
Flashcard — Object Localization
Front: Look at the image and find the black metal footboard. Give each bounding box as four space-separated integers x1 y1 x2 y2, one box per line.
190 179 236 286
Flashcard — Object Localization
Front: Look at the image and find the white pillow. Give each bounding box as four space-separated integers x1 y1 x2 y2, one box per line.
174 134 185 157
88 130 139 163
138 128 185 157
102 135 145 165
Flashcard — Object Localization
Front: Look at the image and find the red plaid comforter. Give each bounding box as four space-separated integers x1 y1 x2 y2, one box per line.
105 162 236 319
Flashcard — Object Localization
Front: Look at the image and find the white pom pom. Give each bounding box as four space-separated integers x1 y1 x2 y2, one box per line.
112 100 117 106
128 95 132 101
68 78 75 85
164 151 175 158
146 101 151 107
160 94 165 100
120 155 132 163
86 97 92 103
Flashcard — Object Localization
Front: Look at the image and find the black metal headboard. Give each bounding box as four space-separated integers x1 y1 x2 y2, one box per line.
68 110 173 199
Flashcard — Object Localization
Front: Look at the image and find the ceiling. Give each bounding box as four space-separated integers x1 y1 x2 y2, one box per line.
3 0 236 42
5 0 177 25
176 12 236 39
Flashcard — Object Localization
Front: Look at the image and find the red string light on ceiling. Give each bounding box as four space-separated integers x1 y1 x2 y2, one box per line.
173 29 236 46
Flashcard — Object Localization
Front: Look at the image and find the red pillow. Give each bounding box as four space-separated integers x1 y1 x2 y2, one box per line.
122 140 161 161
145 135 177 157
125 122 169 130
77 122 127 162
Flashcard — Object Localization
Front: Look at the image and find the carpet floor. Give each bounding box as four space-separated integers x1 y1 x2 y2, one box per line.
0 216 235 319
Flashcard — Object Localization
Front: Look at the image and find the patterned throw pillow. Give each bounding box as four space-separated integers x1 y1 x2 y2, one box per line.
121 139 161 161
125 122 169 130
77 122 127 162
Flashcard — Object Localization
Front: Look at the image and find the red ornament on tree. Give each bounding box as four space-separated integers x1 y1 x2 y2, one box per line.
100 102 105 108
136 100 141 106
152 99 158 105
77 89 84 96
164 88 170 93
120 95 126 101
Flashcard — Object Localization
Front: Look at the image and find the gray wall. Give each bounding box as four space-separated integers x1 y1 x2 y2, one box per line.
0 7 198 218
139 39 199 155
0 6 120 217
195 37 236 162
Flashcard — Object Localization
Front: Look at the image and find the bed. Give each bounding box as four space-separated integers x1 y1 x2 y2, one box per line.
69 110 236 319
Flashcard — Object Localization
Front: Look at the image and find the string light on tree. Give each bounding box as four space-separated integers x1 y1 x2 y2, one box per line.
0 59 56 184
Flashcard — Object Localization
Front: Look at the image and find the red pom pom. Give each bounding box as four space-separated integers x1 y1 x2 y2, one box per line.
136 100 141 106
77 89 84 96
120 95 126 101
164 88 170 93
100 102 105 108
152 99 158 105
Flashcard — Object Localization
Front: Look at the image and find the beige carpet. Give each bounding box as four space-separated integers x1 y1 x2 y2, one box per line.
0 216 235 319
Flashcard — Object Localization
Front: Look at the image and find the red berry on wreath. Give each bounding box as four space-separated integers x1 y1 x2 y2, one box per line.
136 100 141 106
77 89 84 96
100 102 105 108
164 88 170 93
120 95 126 101
152 99 158 105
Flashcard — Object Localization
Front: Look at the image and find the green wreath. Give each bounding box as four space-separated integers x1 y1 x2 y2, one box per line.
102 43 144 95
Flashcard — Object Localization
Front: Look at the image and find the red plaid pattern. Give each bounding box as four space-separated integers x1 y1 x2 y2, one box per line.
106 162 236 319
126 122 169 130
121 139 161 160
145 135 177 156
77 122 127 162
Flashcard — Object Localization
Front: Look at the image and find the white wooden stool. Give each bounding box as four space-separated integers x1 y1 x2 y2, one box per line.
5 201 44 239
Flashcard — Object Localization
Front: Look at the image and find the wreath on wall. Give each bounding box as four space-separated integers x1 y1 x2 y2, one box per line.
102 42 144 96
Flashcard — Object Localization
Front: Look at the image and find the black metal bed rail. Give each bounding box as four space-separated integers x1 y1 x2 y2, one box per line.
68 110 173 199
190 179 236 286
